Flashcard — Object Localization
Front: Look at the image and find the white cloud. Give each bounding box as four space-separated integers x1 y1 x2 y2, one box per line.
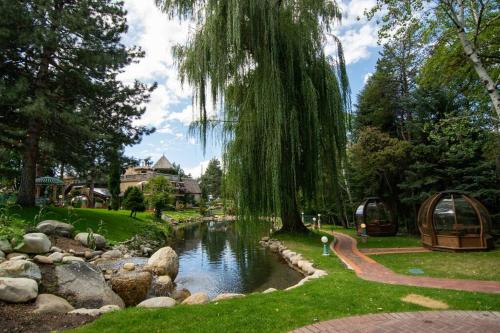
121 1 193 128
363 72 373 84
185 160 211 178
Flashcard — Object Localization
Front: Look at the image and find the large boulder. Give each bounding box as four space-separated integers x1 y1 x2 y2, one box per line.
182 292 209 305
0 240 12 253
145 247 179 279
74 233 106 250
54 261 124 308
36 220 74 238
152 275 174 296
137 297 176 308
16 233 51 254
33 294 74 314
0 277 38 303
0 250 4 263
110 271 152 306
0 260 41 281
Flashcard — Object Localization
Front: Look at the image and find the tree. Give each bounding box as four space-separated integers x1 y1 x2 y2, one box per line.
108 148 121 211
368 0 500 118
0 0 150 207
144 176 173 219
200 158 222 200
122 187 145 218
157 0 350 232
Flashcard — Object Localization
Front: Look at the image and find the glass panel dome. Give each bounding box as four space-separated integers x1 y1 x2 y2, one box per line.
433 196 455 233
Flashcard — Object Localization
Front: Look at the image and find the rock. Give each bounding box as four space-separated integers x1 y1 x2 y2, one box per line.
152 275 173 296
122 263 135 271
16 233 51 254
84 251 93 260
6 253 28 260
182 292 209 305
69 308 101 316
212 293 245 302
310 270 327 278
145 247 179 279
171 288 191 302
48 252 63 263
33 255 53 265
36 220 74 238
74 233 106 250
0 250 4 261
263 288 277 294
54 261 124 308
0 240 12 253
99 304 121 313
62 256 85 263
50 246 62 253
123 254 131 259
269 243 280 252
261 237 270 242
33 294 74 314
0 260 41 281
101 250 122 260
0 277 38 303
111 271 151 306
137 297 176 308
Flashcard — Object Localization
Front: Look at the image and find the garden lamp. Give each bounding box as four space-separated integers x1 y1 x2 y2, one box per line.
317 213 321 229
312 217 317 229
321 236 329 256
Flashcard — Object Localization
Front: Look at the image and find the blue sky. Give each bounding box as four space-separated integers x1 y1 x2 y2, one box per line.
121 0 380 178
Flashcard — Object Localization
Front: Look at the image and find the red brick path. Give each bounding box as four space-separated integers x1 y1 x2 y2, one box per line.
360 247 430 255
330 231 500 294
291 311 500 333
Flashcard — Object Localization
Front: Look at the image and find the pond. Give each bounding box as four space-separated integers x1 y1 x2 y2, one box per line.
168 220 303 298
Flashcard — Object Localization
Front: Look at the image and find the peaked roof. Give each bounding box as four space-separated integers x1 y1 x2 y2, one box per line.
153 155 174 171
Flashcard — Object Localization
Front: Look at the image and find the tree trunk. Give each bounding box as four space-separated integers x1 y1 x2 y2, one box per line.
17 119 41 207
88 175 95 208
457 29 500 118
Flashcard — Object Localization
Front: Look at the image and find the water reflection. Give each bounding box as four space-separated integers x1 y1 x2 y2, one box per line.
169 220 303 298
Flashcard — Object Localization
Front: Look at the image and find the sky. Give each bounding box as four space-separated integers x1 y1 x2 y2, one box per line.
121 0 381 178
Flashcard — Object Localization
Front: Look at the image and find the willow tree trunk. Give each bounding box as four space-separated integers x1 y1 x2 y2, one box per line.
456 29 500 118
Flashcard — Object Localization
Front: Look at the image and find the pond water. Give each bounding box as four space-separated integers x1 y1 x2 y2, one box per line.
168 220 303 298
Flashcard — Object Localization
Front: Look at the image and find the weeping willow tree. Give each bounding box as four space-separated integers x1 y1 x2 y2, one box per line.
157 0 349 232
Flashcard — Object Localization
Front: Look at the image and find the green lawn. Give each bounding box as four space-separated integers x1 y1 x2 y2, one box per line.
9 207 169 244
322 225 421 248
371 250 500 281
72 230 500 333
162 209 201 222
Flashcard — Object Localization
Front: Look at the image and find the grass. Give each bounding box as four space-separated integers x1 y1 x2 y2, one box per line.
371 250 500 281
72 230 500 333
162 209 201 222
9 207 170 244
322 225 421 248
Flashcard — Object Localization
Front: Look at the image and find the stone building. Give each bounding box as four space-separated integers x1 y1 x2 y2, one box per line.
120 155 202 204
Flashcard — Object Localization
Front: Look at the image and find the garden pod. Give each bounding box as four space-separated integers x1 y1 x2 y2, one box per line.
417 191 494 251
355 197 397 236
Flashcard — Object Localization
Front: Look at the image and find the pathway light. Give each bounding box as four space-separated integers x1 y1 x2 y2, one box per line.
321 236 329 256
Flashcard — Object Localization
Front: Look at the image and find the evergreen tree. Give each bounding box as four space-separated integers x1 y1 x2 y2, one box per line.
157 0 350 232
144 176 173 219
200 158 223 200
122 187 145 218
0 0 150 207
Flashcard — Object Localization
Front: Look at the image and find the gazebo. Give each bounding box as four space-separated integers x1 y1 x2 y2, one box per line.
35 176 65 206
355 197 398 236
417 191 494 251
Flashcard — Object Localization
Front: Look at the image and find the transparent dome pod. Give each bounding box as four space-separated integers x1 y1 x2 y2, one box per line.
355 197 397 236
417 191 494 251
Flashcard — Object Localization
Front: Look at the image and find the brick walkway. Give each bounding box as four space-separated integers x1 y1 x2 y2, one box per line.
329 231 500 294
360 247 431 255
291 311 500 333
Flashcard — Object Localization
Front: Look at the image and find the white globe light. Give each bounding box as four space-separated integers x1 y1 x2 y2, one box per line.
321 236 328 244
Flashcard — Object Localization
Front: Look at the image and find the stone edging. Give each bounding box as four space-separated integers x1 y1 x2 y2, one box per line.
259 237 328 290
